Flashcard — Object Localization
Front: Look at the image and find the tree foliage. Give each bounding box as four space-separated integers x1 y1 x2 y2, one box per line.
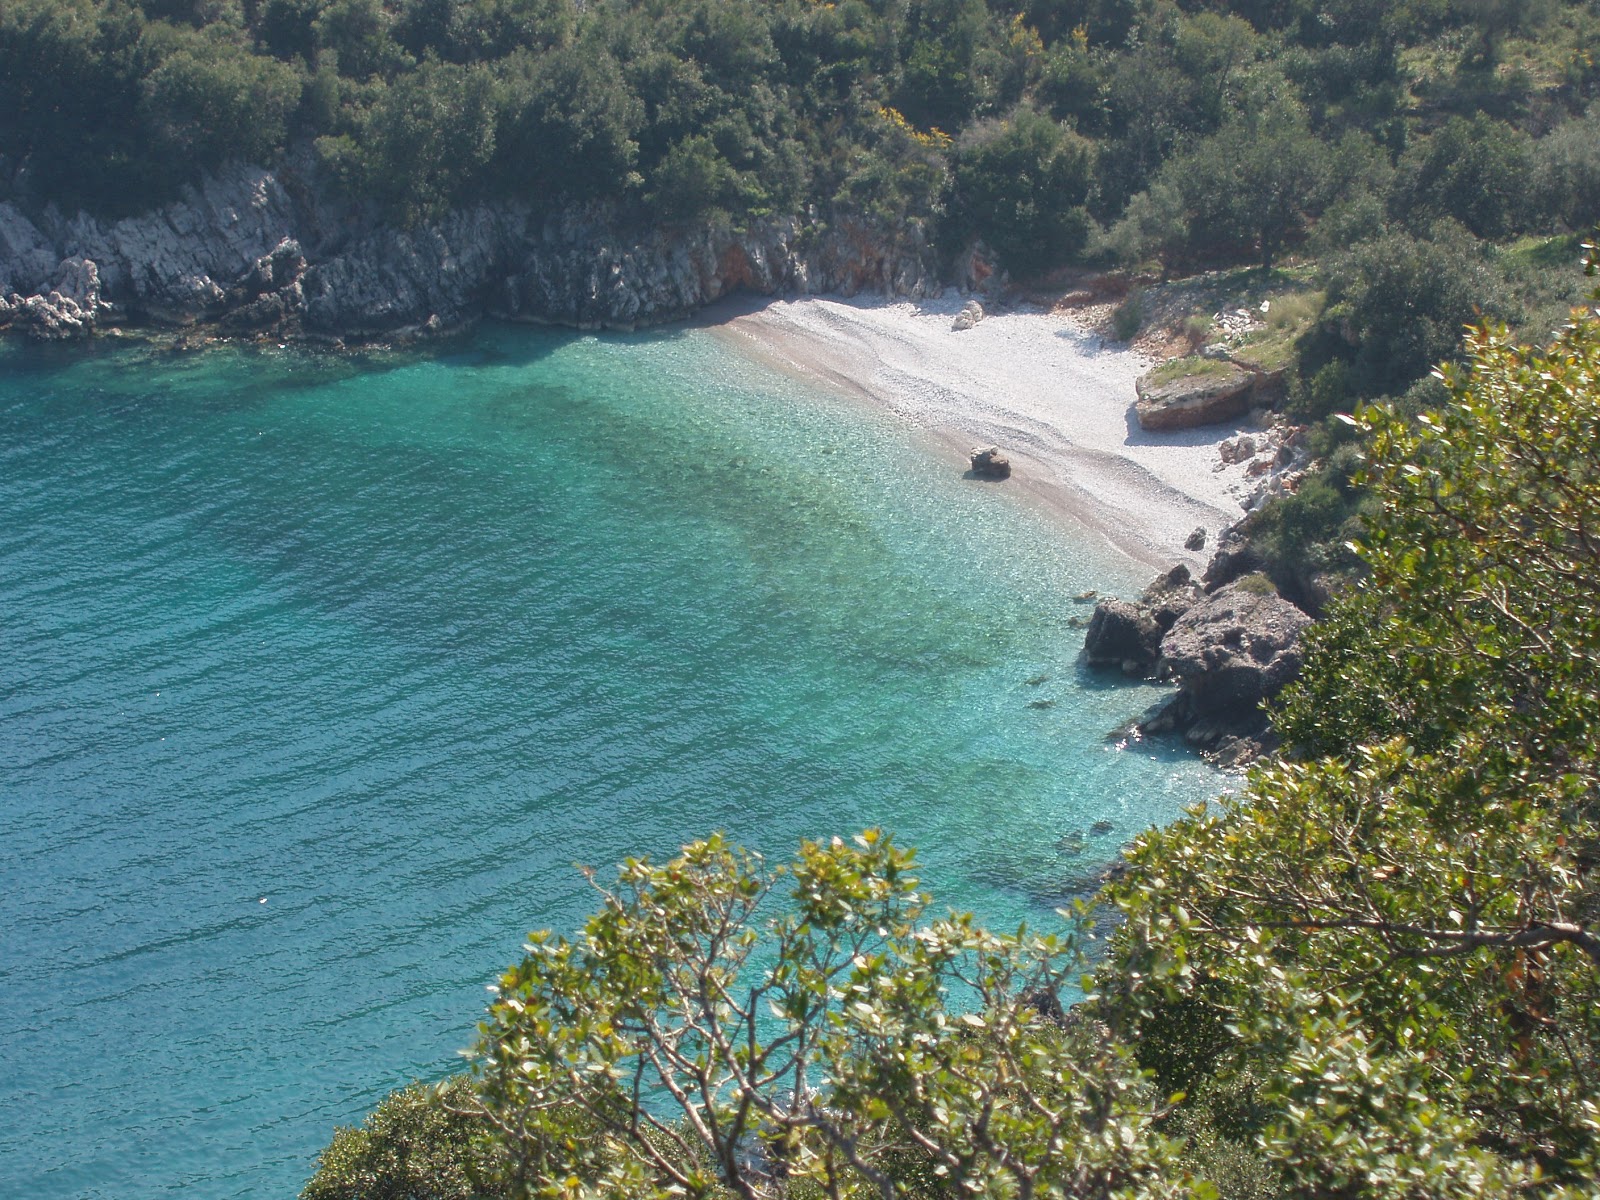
4 0 1596 273
1098 244 1600 1197
472 831 1194 1200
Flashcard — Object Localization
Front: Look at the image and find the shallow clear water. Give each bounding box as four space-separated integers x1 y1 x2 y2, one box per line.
0 323 1218 1198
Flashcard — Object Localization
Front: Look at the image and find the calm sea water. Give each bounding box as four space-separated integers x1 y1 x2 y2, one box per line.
0 322 1219 1198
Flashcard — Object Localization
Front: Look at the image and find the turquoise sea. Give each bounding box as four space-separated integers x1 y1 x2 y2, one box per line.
0 320 1220 1198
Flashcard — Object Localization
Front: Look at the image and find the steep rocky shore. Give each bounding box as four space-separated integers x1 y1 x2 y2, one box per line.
0 163 940 343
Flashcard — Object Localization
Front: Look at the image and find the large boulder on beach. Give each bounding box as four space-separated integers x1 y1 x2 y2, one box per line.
969 446 1012 479
1135 363 1255 431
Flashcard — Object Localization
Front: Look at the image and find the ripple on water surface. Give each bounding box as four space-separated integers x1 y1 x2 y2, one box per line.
0 325 1220 1198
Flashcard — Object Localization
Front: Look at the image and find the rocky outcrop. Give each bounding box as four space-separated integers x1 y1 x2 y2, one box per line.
1082 563 1202 675
0 164 943 343
3 256 112 340
1201 528 1268 592
1139 579 1313 760
1083 600 1162 673
1134 363 1255 431
969 446 1012 480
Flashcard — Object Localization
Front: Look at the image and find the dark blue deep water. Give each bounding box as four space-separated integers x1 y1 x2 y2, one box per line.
0 324 1218 1197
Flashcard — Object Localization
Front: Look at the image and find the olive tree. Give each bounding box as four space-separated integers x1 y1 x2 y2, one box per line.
474 831 1196 1200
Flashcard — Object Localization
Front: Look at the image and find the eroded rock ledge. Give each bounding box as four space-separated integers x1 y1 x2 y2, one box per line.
0 163 941 343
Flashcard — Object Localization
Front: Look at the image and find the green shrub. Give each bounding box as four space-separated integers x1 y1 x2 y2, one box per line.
301 1077 501 1200
950 107 1093 272
1111 289 1144 342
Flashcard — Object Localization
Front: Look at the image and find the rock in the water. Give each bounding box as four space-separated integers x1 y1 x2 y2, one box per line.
1185 526 1207 551
1134 363 1255 431
1132 578 1312 762
1082 599 1163 675
12 256 110 340
969 446 1011 479
1155 580 1313 713
951 298 984 331
1083 563 1203 677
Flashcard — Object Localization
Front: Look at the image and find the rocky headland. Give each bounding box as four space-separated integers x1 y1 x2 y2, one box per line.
0 163 940 344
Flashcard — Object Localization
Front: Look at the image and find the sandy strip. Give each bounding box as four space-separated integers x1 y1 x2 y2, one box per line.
709 293 1257 574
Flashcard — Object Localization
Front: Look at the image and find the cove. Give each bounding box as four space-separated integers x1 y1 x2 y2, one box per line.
0 322 1220 1198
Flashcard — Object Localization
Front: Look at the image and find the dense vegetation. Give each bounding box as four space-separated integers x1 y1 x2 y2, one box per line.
4 0 1596 261
304 248 1600 1197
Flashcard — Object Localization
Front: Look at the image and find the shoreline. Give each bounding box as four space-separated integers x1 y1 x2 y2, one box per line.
706 293 1257 575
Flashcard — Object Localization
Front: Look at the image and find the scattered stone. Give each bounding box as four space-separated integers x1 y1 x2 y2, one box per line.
951 298 984 331
1027 698 1057 709
1089 820 1116 837
968 445 1012 479
1219 434 1256 464
1024 674 1050 686
1185 526 1207 551
1074 590 1098 602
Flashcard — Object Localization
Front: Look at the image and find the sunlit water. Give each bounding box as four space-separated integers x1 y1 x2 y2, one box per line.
0 322 1219 1197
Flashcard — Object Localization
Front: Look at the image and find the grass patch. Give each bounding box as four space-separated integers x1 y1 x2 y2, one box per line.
1504 233 1584 271
1145 355 1240 387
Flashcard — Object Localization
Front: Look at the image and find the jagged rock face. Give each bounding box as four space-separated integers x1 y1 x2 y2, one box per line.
1134 364 1255 431
1156 580 1313 712
1083 563 1202 676
0 167 941 342
4 256 112 340
302 205 525 336
54 165 298 323
1202 531 1267 592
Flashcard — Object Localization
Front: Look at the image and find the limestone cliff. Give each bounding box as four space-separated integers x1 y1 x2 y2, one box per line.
0 164 940 342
